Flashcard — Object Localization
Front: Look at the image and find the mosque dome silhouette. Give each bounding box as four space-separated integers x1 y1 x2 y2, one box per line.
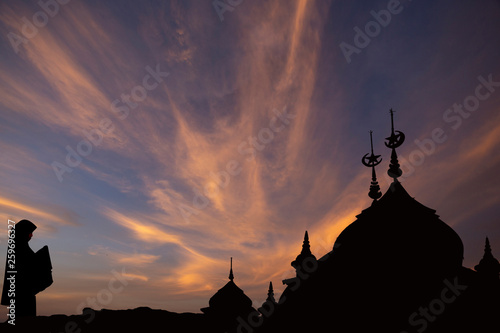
333 109 462 282
334 180 464 278
203 258 253 315
201 258 256 331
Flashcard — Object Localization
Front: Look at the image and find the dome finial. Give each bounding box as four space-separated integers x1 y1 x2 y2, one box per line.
266 281 276 303
482 237 494 259
385 109 405 180
229 257 234 281
474 237 500 280
291 231 316 270
362 130 382 200
302 230 311 254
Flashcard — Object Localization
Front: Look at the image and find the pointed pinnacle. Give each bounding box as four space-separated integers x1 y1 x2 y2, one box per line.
485 237 492 256
229 257 234 281
389 109 395 134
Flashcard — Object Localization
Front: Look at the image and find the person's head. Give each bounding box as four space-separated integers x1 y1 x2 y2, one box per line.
14 219 37 243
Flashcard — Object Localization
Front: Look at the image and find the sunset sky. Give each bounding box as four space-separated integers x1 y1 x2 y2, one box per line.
1 0 500 317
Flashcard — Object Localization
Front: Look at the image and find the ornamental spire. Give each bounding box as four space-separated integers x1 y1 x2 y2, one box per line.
229 257 234 281
484 237 492 256
301 231 312 256
385 109 405 181
291 231 316 270
266 281 276 303
474 237 500 280
362 130 382 200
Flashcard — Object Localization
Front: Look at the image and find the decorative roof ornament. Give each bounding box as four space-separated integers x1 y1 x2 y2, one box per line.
385 109 405 180
266 281 276 304
482 238 493 260
229 257 234 281
201 256 255 316
291 231 316 270
362 130 382 200
474 237 500 279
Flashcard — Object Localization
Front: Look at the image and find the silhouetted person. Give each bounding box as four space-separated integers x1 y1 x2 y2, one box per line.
1 219 53 321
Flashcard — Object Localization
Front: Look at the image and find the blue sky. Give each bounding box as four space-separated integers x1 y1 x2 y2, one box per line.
0 0 499 316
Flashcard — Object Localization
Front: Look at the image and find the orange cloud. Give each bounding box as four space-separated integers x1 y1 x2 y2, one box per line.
0 196 79 230
87 244 160 267
102 207 181 245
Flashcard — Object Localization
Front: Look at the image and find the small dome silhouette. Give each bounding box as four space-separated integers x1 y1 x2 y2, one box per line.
201 258 255 319
207 279 253 310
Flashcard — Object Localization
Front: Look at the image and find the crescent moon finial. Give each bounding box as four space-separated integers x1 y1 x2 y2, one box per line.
362 130 382 200
385 109 405 180
362 131 382 167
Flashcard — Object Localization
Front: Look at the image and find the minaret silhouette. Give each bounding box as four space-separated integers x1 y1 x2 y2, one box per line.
229 257 234 281
475 237 500 281
266 281 276 304
291 231 316 271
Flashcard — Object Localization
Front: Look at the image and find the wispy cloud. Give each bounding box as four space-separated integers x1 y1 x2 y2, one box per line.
88 244 160 267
